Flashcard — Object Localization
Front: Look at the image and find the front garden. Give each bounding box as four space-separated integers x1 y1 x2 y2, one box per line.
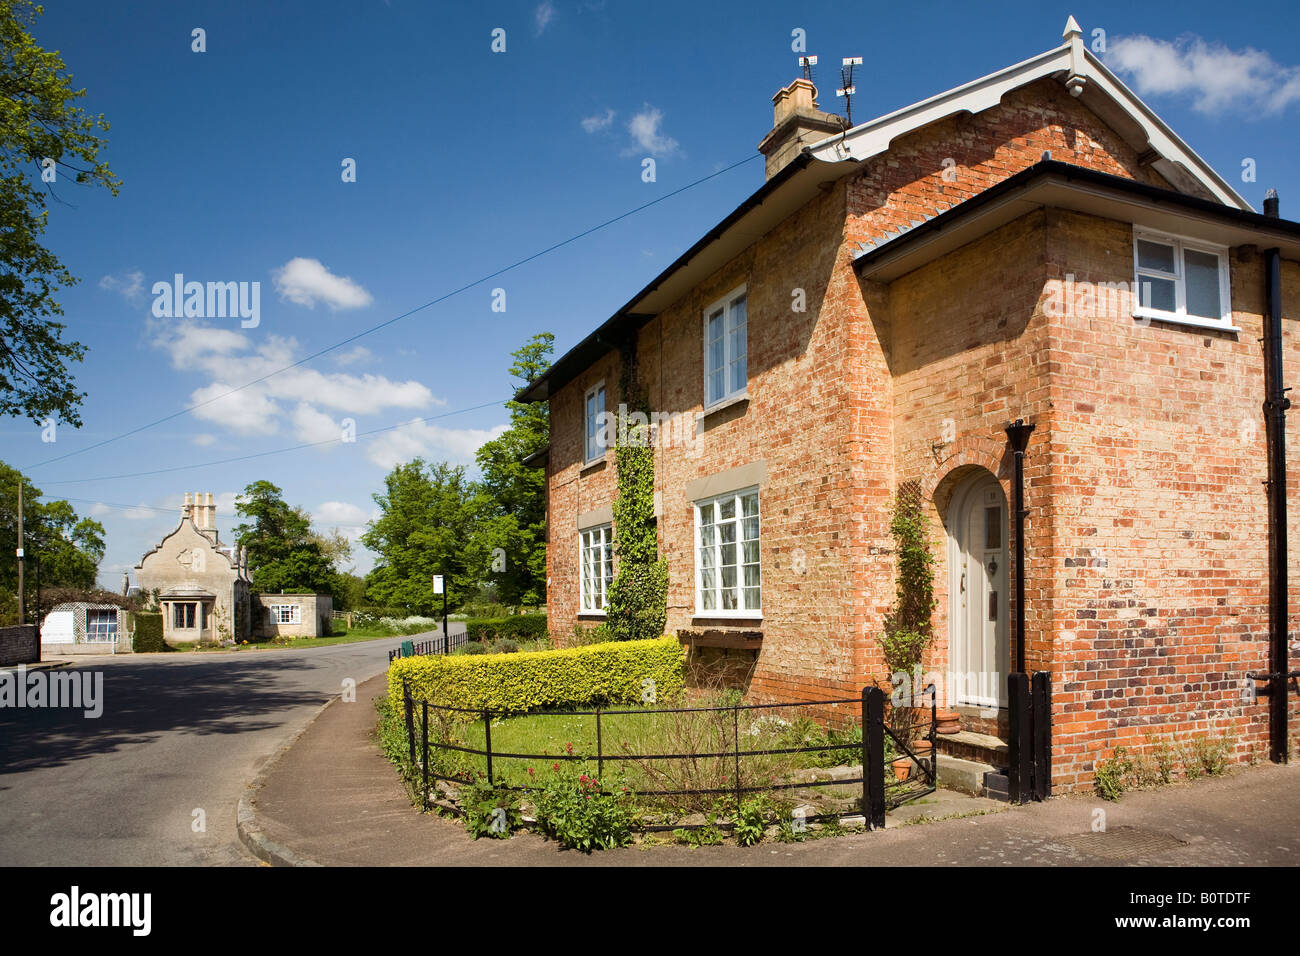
380 636 932 852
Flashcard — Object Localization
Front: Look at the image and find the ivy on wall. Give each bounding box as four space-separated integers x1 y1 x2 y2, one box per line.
880 482 937 677
606 335 668 641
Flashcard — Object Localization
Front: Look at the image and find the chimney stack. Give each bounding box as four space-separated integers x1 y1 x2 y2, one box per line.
1264 188 1279 218
203 492 215 531
183 492 193 520
757 78 850 181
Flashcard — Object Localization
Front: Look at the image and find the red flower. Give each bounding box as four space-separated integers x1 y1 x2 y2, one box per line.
553 762 560 771
565 742 574 754
579 774 589 784
527 767 535 776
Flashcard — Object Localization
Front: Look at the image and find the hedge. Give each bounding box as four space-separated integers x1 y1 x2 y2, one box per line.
464 615 548 643
388 636 684 718
132 612 165 653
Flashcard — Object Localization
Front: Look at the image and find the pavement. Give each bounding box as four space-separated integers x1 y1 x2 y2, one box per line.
244 673 1300 866
0 626 462 866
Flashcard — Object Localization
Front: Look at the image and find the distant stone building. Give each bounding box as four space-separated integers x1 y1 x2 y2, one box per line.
40 602 132 655
135 492 332 645
136 492 253 645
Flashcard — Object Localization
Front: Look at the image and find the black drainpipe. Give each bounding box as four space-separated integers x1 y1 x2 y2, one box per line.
1006 419 1035 673
1261 189 1291 763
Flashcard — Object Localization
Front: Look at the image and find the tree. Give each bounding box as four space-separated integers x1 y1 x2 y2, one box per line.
0 0 120 426
362 459 480 614
471 332 552 606
0 460 106 622
232 480 338 599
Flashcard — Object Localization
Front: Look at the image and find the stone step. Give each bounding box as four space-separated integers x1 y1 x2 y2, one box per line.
937 730 1009 768
936 755 996 797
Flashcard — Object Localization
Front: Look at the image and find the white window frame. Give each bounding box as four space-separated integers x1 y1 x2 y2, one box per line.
579 523 613 615
1132 228 1235 331
702 285 748 410
85 609 118 643
270 604 301 625
584 380 606 465
693 486 761 619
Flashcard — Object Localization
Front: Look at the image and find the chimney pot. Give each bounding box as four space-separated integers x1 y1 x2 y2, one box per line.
758 78 850 181
1264 189 1279 219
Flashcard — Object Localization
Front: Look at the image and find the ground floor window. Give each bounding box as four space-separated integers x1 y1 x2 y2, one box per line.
172 602 197 629
269 604 301 625
85 609 118 642
580 524 613 613
694 487 761 616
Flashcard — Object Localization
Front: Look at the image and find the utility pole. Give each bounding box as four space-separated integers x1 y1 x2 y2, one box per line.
16 478 25 626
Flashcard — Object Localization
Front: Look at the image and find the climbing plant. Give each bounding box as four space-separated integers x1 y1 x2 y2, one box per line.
880 483 937 677
606 336 667 642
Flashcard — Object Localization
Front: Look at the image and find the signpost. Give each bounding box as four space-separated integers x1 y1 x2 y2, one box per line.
433 574 447 653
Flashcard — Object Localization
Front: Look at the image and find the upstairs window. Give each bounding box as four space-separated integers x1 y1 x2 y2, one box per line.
584 381 606 464
1133 229 1232 329
704 287 747 408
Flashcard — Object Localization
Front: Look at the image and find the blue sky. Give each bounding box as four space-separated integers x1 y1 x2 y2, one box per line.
9 0 1298 586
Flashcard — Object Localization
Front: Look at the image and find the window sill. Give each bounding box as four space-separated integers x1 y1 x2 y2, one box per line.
577 611 607 619
580 456 607 475
692 612 762 622
1132 310 1240 334
703 392 748 419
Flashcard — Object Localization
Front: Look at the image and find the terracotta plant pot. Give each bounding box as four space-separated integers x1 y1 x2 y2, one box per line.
892 757 912 781
936 710 962 735
911 739 934 757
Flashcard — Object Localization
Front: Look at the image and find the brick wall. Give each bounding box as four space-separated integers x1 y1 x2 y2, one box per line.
0 624 39 666
543 75 1299 790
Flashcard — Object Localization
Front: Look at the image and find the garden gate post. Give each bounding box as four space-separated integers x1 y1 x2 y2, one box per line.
1007 672 1031 805
1032 670 1052 801
863 686 886 829
403 679 415 765
483 710 494 786
421 701 429 809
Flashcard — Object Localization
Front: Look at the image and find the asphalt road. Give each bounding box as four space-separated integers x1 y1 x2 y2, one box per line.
0 626 463 866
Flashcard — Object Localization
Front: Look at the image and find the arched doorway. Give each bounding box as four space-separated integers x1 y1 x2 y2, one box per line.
947 471 1010 708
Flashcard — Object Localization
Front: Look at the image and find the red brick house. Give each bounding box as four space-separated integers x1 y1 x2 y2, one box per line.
518 19 1300 793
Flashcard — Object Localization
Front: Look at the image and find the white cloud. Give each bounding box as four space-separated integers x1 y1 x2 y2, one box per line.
1107 34 1300 115
272 257 373 310
124 504 158 521
291 402 345 444
89 502 112 517
99 270 145 302
192 433 217 446
315 500 372 526
626 105 681 157
534 1 556 36
581 108 615 133
332 345 372 367
365 418 507 470
150 320 440 441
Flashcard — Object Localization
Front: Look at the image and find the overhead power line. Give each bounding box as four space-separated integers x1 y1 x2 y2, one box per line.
25 153 762 473
38 397 510 485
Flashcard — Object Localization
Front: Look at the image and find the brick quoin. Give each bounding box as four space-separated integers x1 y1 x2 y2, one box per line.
540 76 1299 792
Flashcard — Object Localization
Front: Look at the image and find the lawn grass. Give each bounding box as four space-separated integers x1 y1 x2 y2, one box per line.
180 628 410 652
413 699 865 811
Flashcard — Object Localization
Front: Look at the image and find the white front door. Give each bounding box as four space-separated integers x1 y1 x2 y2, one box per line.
950 475 1010 708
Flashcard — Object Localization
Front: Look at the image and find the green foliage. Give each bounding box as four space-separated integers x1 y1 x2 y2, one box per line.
389 635 684 718
673 811 725 847
233 480 341 601
881 487 937 675
0 462 105 622
362 459 480 615
470 333 553 606
464 614 547 643
606 425 667 641
1094 746 1131 801
458 642 488 655
734 796 771 847
0 0 121 426
570 622 615 646
461 779 522 839
531 765 634 853
131 611 165 653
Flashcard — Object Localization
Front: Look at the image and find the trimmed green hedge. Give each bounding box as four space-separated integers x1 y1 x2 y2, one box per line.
389 636 684 718
464 615 548 643
132 612 165 653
